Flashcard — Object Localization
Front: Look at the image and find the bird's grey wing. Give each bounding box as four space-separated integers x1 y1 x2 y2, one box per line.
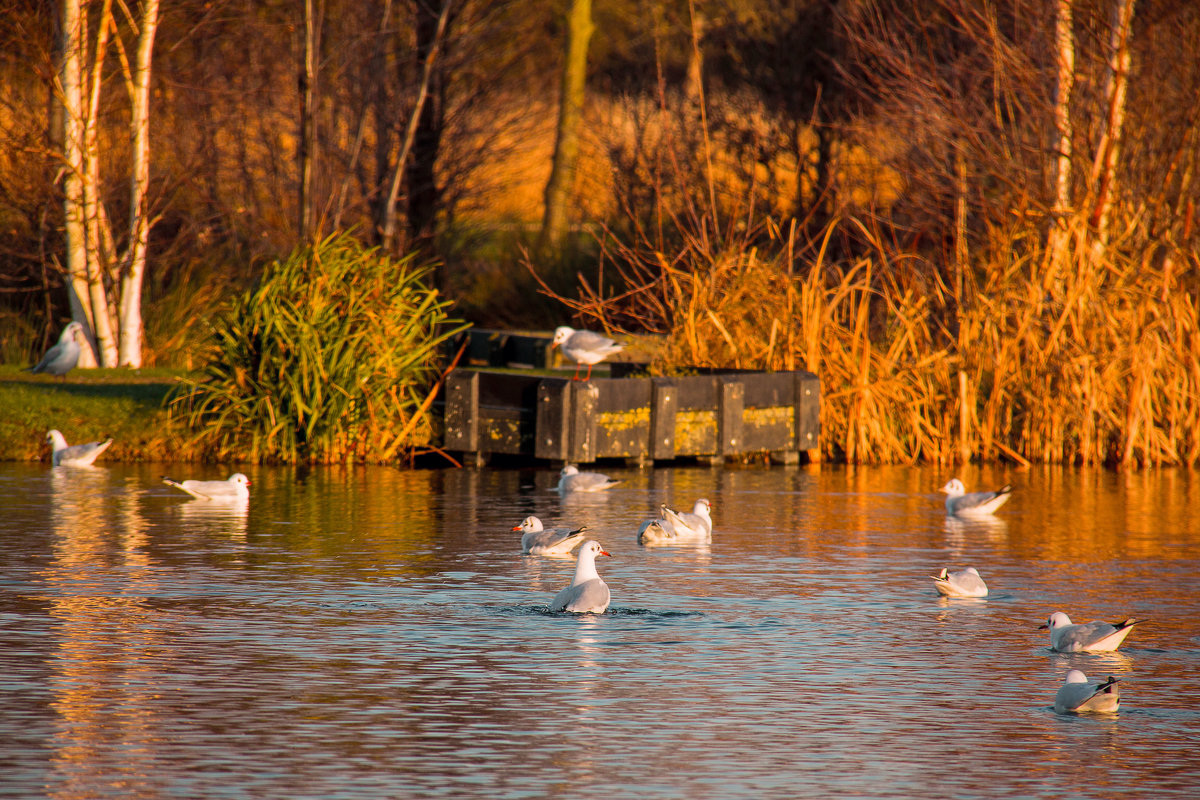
59 440 111 464
31 342 66 373
566 578 610 612
163 478 209 499
567 329 618 351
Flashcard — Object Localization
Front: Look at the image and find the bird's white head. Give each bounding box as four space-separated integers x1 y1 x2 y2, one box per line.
62 321 83 341
46 429 68 449
581 540 612 560
940 478 966 496
513 515 542 533
551 326 575 348
1064 669 1089 685
560 465 579 477
1040 611 1072 630
229 473 252 487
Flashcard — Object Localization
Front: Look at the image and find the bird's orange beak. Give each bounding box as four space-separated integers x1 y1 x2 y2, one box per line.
600 550 612 558
511 525 522 531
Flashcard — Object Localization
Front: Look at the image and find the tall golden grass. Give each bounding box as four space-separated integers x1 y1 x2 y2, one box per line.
551 207 1198 468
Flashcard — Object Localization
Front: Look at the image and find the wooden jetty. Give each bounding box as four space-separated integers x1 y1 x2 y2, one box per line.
442 331 819 465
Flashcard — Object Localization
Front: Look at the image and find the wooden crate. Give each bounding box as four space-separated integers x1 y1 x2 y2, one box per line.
443 368 819 464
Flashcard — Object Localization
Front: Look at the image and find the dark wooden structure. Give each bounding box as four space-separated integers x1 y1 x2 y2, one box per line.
443 368 819 465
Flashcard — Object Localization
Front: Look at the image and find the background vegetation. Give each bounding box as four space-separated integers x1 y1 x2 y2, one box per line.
1 0 1197 466
169 235 466 464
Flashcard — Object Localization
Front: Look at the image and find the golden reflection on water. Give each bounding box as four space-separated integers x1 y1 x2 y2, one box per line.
45 467 163 800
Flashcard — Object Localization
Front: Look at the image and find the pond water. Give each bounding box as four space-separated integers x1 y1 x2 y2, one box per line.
1 460 1198 799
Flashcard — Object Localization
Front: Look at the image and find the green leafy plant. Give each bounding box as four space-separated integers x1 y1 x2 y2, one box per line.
170 233 469 464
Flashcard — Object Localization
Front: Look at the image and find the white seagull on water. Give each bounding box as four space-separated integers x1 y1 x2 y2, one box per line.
1040 611 1142 652
162 473 252 501
549 540 612 613
46 429 113 467
940 478 1012 517
512 515 589 556
659 498 713 542
930 566 989 598
1054 670 1120 714
551 326 624 381
557 464 620 493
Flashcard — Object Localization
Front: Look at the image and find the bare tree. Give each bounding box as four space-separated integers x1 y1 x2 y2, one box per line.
54 0 160 367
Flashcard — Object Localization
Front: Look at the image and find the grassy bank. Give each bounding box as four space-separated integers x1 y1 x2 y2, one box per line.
0 366 196 463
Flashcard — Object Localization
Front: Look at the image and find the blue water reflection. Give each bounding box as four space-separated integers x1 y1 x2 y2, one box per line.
1 462 1198 798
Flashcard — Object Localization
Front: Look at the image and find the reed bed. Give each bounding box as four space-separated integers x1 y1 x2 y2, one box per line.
548 211 1198 467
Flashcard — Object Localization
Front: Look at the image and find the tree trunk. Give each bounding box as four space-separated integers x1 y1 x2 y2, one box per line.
81 0 119 367
118 0 160 367
58 0 98 367
55 0 160 368
299 0 320 240
1047 0 1074 265
380 0 450 252
405 0 448 247
1089 0 1137 256
538 0 593 253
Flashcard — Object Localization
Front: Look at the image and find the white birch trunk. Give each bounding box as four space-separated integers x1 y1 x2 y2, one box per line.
1049 0 1074 257
118 0 160 367
58 0 100 367
81 0 120 367
1090 0 1137 258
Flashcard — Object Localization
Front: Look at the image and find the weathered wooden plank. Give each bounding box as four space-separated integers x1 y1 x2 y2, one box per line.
742 406 794 451
738 372 795 407
794 372 820 452
650 378 677 460
718 378 745 456
535 379 570 460
567 381 599 463
676 409 717 454
444 371 479 452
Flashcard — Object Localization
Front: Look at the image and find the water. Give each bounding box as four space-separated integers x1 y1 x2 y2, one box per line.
2 461 1198 799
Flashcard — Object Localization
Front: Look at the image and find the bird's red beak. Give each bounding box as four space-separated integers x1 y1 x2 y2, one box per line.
511 525 522 531
600 550 612 558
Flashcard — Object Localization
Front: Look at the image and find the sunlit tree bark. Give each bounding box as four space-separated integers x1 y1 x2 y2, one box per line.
538 0 593 253
299 0 320 240
1047 0 1074 265
1089 0 1137 257
118 0 159 367
54 0 160 367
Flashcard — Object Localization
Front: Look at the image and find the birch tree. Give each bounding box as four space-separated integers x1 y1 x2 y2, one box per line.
54 0 160 367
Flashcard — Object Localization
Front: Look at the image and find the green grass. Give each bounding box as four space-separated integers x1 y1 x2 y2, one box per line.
0 366 195 463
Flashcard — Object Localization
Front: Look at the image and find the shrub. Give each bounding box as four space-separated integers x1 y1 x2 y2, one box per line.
170 233 468 464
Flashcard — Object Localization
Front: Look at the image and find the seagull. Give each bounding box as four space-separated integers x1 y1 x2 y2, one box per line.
46 429 113 467
512 516 589 556
1040 612 1142 652
930 566 989 598
1054 670 1120 714
557 464 620 493
551 326 624 381
940 478 1012 517
637 519 675 545
162 473 252 501
549 540 612 613
659 498 713 541
28 322 83 379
